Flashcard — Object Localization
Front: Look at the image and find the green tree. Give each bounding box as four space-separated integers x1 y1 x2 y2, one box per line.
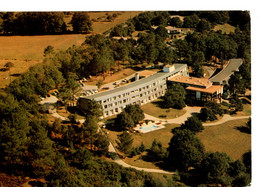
124 104 145 124
242 150 251 175
115 110 135 130
163 84 186 109
94 134 109 155
71 12 92 33
147 139 167 161
0 96 29 164
154 25 168 40
199 107 217 121
200 152 233 184
197 19 212 32
228 160 246 177
181 116 204 133
116 131 133 155
77 98 103 118
28 118 56 174
170 17 182 27
44 45 55 57
167 129 205 171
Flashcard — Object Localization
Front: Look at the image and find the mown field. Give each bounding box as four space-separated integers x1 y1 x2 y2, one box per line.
106 118 251 169
0 11 142 87
213 23 236 34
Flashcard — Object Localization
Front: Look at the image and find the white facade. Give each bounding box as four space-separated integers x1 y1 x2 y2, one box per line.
79 64 188 118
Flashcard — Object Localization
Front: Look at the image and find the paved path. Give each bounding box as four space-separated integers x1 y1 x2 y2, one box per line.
144 106 250 126
108 142 175 174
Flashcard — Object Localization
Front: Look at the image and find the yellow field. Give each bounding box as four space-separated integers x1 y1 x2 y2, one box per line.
198 119 251 160
213 23 236 34
0 59 42 88
0 11 142 88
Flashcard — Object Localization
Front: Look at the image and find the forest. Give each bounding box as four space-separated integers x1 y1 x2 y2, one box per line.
0 11 251 186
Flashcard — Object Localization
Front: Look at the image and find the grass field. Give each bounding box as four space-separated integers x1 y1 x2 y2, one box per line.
213 23 236 34
0 59 41 88
107 118 250 169
141 99 186 119
197 119 251 160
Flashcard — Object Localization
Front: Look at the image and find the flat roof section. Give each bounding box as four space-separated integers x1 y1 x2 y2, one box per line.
186 85 223 94
82 64 187 100
210 58 243 84
169 75 212 88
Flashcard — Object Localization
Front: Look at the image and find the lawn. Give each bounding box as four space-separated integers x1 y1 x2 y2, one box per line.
0 59 41 88
213 23 236 34
106 118 250 168
141 99 186 119
197 119 251 160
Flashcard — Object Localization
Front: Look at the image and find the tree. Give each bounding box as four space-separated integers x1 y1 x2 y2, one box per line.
228 73 245 95
200 152 233 184
167 129 205 170
228 160 246 177
71 12 92 33
0 95 29 164
124 104 145 124
94 134 109 155
199 107 217 122
28 118 56 174
116 131 133 155
154 25 168 40
246 117 251 133
44 45 55 57
170 17 182 28
242 150 251 175
163 84 186 109
4 61 14 83
77 98 103 118
81 115 99 151
115 110 135 130
147 139 167 161
197 19 212 32
181 116 204 133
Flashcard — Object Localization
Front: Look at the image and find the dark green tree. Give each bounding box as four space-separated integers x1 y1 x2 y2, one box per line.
115 110 135 130
71 12 92 33
242 150 251 175
197 19 212 32
116 131 133 155
124 104 145 124
77 98 103 118
163 83 186 109
200 152 233 184
199 107 217 121
147 139 167 161
167 129 205 171
181 116 204 133
170 17 182 28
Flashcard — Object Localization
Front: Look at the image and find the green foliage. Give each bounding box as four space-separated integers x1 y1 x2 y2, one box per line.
170 17 183 28
147 139 167 161
0 95 30 164
116 131 133 154
115 104 144 130
242 150 251 174
181 116 204 133
132 11 154 31
168 129 205 171
232 172 251 187
71 12 92 33
77 99 103 118
200 152 233 183
230 95 243 112
199 107 217 122
183 14 200 28
43 45 55 57
163 84 186 109
196 19 212 32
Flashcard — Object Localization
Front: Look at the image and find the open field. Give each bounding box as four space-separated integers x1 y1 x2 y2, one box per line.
0 34 88 60
141 99 186 119
0 59 41 88
213 23 236 34
0 11 142 61
88 11 142 34
197 119 251 160
107 117 250 168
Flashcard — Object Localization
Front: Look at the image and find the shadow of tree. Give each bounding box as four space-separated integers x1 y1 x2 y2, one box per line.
235 126 251 134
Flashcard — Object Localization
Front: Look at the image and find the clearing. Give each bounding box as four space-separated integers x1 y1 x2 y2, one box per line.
213 23 236 34
141 99 186 119
0 59 41 88
197 119 251 160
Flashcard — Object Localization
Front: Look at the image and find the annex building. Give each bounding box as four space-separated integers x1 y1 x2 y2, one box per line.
78 64 188 118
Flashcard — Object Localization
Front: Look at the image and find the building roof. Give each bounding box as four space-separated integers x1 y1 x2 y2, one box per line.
81 64 187 100
186 85 223 94
210 58 243 84
169 75 212 88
